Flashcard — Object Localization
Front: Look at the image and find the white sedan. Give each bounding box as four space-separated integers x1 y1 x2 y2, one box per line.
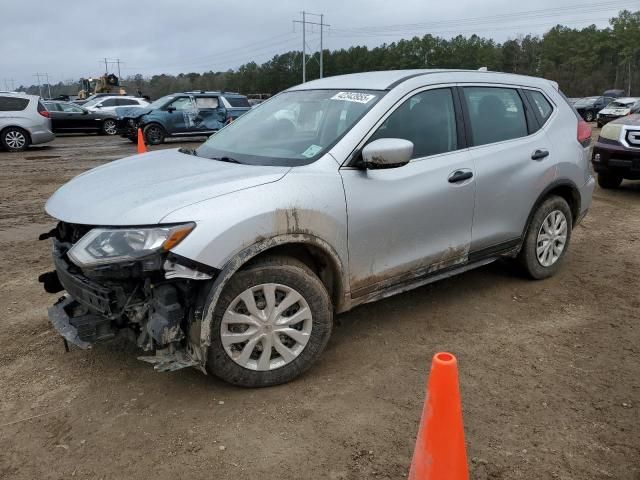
83 96 149 113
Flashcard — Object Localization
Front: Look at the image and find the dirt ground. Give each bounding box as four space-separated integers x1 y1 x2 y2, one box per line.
0 133 638 480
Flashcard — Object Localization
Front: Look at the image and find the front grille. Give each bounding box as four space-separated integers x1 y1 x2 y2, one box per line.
53 253 115 315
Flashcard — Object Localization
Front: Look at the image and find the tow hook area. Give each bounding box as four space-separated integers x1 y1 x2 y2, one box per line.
48 295 115 349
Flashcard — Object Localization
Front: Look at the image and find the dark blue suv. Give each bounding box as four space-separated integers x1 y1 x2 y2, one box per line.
116 91 251 145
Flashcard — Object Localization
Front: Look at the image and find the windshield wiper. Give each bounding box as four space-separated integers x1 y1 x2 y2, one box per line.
209 156 241 164
178 147 198 156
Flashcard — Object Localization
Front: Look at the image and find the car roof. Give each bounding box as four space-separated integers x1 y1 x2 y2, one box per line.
0 91 39 100
286 69 556 91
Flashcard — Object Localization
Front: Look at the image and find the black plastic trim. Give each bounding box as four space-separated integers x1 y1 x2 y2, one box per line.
166 253 220 277
468 238 522 263
523 179 581 233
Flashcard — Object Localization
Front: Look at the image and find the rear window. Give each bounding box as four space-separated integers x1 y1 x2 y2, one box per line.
225 96 250 108
0 96 30 111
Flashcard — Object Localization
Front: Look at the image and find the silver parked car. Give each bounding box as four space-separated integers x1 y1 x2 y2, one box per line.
41 70 595 387
0 92 55 151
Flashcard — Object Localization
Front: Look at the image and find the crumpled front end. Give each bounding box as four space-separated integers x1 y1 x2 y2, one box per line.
40 221 217 372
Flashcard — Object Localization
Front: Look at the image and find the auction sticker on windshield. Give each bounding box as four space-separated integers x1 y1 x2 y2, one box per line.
331 92 377 104
302 144 323 158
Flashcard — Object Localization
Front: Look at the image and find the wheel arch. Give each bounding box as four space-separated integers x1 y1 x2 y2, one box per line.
196 233 348 365
523 180 581 239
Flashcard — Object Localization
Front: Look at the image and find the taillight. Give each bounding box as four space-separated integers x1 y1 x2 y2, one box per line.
577 119 591 147
37 102 50 118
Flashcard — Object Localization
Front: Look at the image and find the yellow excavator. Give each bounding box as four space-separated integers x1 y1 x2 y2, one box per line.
77 74 126 99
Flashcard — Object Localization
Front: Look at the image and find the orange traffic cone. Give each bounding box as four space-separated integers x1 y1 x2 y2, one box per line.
409 352 469 480
137 128 147 154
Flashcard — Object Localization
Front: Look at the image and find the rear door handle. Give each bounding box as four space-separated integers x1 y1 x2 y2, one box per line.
531 149 549 160
448 170 473 183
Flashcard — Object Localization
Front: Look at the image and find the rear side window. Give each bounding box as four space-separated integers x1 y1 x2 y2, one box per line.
195 97 219 109
100 98 118 107
525 90 554 124
369 88 458 159
463 87 528 146
0 96 29 111
225 96 250 108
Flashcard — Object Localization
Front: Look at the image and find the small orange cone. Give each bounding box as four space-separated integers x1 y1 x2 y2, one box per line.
409 352 469 480
137 128 147 154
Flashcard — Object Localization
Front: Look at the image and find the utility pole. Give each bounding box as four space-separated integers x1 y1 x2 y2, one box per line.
629 57 632 96
3 78 15 91
44 73 52 99
293 11 329 83
104 58 109 75
33 73 45 98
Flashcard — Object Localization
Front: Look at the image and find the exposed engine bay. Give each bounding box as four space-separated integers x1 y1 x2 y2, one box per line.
39 222 217 372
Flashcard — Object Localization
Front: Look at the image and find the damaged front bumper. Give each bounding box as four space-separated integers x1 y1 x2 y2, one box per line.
40 223 218 372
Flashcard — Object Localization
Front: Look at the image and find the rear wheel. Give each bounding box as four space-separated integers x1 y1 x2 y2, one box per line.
518 196 572 279
597 173 623 189
206 256 333 387
102 119 117 135
1 127 29 152
143 124 166 145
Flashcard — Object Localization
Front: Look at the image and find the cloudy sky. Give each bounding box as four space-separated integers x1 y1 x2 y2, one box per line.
1 0 634 88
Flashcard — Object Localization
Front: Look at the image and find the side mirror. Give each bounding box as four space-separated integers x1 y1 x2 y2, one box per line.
361 138 413 169
95 105 102 109
166 106 176 113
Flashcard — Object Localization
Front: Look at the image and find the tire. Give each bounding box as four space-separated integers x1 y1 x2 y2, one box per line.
143 124 166 145
206 256 333 387
584 110 594 122
1 127 30 152
597 173 623 189
102 119 118 135
518 195 572 280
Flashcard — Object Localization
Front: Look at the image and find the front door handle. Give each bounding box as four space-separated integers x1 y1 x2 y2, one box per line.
531 149 549 160
448 170 473 183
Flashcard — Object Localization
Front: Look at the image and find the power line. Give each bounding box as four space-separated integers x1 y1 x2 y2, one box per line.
293 11 329 82
330 0 638 35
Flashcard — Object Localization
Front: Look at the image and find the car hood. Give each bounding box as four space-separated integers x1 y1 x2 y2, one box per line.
115 106 154 119
45 148 290 225
608 114 640 126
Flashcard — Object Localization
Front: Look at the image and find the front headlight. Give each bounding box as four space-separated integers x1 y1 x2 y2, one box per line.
68 223 195 268
600 123 623 142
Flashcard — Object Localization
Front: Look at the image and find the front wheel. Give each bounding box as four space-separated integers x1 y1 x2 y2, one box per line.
206 256 333 387
584 110 594 122
102 119 118 135
143 124 166 145
518 196 572 279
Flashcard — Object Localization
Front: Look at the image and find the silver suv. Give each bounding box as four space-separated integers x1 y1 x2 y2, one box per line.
42 70 595 387
0 93 54 151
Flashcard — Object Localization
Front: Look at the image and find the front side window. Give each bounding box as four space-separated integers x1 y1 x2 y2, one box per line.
99 98 118 107
168 97 194 111
60 103 84 113
117 99 138 106
463 87 528 146
0 96 29 111
44 102 60 112
196 89 383 166
368 88 458 159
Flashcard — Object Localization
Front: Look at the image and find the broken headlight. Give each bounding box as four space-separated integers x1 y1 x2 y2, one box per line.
68 223 195 268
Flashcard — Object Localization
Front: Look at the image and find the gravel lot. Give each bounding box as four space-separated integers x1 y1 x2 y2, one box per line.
0 133 638 480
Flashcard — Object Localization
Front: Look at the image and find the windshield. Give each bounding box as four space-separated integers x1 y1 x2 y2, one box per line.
196 89 383 166
148 95 175 109
574 97 598 107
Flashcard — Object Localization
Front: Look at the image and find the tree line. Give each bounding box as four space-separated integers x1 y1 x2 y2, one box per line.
20 9 640 99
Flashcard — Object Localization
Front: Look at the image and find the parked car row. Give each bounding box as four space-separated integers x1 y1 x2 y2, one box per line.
572 94 640 126
1 90 252 151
